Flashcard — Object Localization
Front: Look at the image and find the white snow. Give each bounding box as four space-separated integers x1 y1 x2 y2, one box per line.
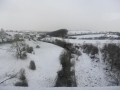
70 34 105 38
75 52 108 87
0 40 63 87
42 37 120 44
75 43 120 87
66 39 119 44
107 35 118 37
0 86 120 90
0 30 120 88
6 32 23 36
70 34 118 39
68 30 98 35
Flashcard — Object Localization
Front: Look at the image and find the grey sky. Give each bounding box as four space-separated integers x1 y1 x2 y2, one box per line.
0 0 120 31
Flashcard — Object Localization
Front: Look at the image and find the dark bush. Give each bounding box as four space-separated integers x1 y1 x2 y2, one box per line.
21 51 27 59
55 39 66 48
15 69 28 87
102 43 120 71
55 39 73 50
48 29 68 37
29 60 36 70
19 69 26 80
55 51 73 87
36 45 40 48
15 80 28 87
69 37 76 39
27 47 33 53
73 48 82 56
59 51 71 69
55 70 72 87
82 44 98 56
91 46 98 55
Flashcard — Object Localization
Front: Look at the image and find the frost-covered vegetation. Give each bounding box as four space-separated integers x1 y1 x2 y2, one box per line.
0 29 120 88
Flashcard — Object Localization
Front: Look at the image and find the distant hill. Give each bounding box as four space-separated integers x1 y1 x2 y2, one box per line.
48 29 68 37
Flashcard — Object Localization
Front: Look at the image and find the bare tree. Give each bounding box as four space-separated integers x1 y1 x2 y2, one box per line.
10 41 27 59
0 28 6 42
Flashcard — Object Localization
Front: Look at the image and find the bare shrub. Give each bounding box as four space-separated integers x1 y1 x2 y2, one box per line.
27 46 33 53
21 51 27 59
19 69 26 80
82 44 98 59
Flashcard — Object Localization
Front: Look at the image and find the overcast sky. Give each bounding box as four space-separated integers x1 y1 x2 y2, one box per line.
0 0 120 31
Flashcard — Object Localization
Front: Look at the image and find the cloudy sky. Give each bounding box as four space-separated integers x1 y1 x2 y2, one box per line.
0 0 120 31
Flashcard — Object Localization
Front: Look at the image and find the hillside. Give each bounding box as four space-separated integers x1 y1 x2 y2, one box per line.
0 40 63 87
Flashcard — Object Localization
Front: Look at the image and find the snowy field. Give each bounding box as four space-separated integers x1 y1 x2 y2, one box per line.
65 39 119 44
0 30 120 89
67 30 98 35
0 86 120 90
6 32 23 36
42 37 120 44
75 51 108 87
42 36 120 87
70 34 118 39
0 40 63 87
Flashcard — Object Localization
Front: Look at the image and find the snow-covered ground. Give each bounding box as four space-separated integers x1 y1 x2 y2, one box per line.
75 43 120 87
0 40 63 87
0 86 120 90
41 36 120 87
0 30 120 88
67 30 98 35
70 34 118 39
6 32 23 36
66 39 119 44
70 34 104 38
42 37 120 44
75 52 108 87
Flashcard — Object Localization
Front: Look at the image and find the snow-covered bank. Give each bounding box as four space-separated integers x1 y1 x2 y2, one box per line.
75 43 120 87
75 52 108 87
0 40 63 87
0 86 120 90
